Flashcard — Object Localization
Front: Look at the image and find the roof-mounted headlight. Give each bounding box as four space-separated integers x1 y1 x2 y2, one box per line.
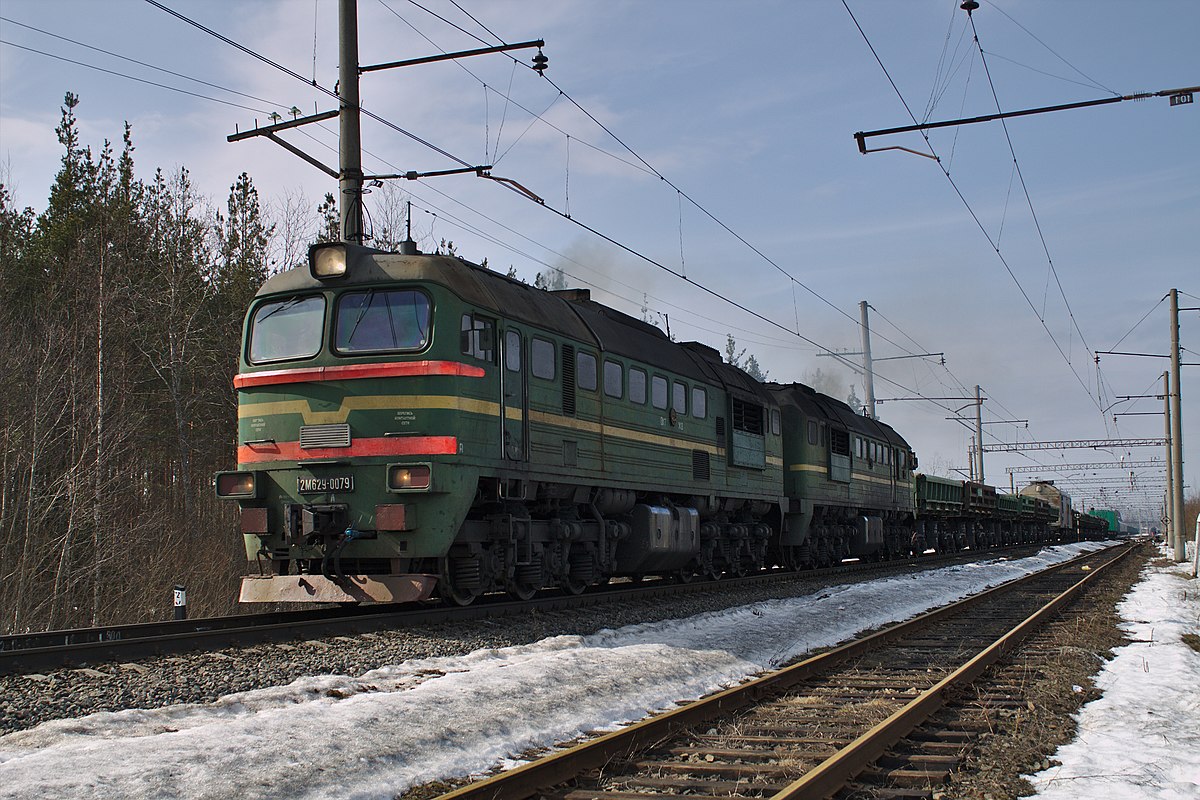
310 243 348 280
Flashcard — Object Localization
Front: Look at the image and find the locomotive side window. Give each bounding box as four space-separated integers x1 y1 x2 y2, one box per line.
651 375 668 409
807 420 818 445
830 428 850 456
629 368 647 404
672 381 687 415
531 337 555 380
249 295 326 364
505 330 521 372
604 360 623 398
577 351 598 391
771 408 781 436
335 289 430 354
460 314 495 362
692 387 707 419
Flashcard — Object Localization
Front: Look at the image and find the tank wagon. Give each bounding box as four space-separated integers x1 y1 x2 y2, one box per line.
215 242 1082 605
1019 480 1075 534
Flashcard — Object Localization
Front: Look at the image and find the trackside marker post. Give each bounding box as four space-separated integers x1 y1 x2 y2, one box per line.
173 585 187 620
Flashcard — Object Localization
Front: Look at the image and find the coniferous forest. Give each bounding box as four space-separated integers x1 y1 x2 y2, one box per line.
0 94 339 633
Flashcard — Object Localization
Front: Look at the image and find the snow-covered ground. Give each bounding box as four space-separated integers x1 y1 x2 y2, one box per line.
1027 545 1200 800
0 542 1123 800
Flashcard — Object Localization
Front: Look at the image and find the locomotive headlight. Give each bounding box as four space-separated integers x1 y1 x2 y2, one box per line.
309 243 348 280
387 463 431 491
215 471 260 499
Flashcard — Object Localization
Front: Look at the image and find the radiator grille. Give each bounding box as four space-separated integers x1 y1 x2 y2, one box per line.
299 423 351 449
692 450 710 481
561 343 576 416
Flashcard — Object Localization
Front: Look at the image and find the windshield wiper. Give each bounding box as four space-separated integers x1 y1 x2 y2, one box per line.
346 289 376 343
257 296 304 324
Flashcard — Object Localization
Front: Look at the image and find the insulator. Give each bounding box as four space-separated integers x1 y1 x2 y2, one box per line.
532 50 549 74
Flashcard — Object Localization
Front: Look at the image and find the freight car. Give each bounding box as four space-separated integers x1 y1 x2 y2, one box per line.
215 242 1066 605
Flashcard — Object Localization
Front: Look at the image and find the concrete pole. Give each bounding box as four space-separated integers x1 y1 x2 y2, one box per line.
860 301 876 419
339 0 364 244
1169 289 1187 562
974 385 984 483
1163 370 1174 549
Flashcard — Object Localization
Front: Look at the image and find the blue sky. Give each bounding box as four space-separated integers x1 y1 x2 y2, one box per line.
2 0 1196 523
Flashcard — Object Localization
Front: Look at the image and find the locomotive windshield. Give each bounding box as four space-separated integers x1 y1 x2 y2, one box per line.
248 295 326 363
335 289 431 353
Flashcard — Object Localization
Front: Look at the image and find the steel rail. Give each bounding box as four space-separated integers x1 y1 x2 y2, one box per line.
435 542 1134 800
773 542 1135 798
0 542 1064 676
0 560 888 675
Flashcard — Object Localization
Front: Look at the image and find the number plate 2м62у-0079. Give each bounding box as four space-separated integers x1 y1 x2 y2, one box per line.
297 476 354 493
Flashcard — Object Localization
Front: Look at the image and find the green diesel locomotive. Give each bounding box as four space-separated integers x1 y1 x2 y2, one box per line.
216 241 1069 605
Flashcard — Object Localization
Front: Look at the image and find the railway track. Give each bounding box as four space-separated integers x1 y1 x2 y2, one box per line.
434 541 1137 800
0 544 1053 676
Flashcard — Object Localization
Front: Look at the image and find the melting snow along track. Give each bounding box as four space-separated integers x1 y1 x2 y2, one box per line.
1 549 1004 676
437 542 1137 800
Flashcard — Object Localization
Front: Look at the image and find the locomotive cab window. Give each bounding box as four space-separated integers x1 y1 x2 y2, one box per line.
692 386 707 419
460 314 495 362
577 351 598 391
629 368 647 404
335 289 430 354
807 420 818 445
771 408 781 436
604 360 623 398
531 337 555 380
249 294 326 364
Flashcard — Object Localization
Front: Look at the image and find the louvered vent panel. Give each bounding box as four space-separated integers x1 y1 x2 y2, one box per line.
715 416 726 438
692 450 710 481
299 423 351 449
561 343 577 416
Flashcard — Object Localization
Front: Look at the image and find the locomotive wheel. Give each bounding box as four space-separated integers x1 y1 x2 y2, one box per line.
440 581 478 606
564 575 588 595
439 557 480 607
508 562 542 601
506 582 538 601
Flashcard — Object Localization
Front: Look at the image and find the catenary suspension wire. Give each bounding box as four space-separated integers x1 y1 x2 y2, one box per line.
988 0 1118 96
842 0 1105 416
396 0 919 359
144 0 474 169
968 11 1095 360
0 40 270 114
0 15 293 109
